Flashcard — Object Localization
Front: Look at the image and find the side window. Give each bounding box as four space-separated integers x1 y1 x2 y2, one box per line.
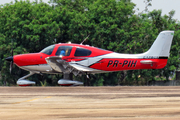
55 46 72 56
74 47 92 56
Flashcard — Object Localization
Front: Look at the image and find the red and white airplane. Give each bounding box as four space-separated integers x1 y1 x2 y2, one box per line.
6 31 174 86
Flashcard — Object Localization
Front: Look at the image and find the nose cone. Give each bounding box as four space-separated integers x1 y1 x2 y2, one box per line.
5 56 13 62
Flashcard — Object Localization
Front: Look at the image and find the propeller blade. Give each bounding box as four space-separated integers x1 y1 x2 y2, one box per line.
11 48 13 57
10 61 13 73
8 39 14 73
11 39 14 56
5 56 13 73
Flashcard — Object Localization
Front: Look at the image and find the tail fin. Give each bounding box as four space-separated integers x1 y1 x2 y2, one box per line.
143 31 174 58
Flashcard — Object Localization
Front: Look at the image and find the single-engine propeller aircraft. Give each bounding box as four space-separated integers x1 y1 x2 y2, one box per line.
6 31 174 86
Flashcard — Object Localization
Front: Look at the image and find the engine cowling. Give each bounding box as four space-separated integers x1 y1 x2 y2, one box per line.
17 80 36 86
58 79 83 86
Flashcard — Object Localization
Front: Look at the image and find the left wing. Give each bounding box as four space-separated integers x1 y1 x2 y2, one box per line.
45 56 101 76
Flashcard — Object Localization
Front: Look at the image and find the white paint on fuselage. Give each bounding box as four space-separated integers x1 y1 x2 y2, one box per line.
19 64 60 73
19 63 106 74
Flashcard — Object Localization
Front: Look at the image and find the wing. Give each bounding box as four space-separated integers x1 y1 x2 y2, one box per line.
45 56 101 76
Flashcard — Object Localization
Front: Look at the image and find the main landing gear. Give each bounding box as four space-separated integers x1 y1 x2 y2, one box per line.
16 71 83 86
58 73 83 86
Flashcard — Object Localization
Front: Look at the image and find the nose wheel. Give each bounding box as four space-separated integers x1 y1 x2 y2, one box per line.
17 71 36 86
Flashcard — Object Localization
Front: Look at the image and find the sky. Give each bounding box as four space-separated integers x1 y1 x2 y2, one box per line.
0 0 180 21
131 0 180 21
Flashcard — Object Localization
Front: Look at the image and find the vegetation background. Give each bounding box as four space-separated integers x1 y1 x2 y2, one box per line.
0 0 180 86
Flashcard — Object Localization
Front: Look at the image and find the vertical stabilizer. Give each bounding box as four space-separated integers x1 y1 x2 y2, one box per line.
143 31 174 58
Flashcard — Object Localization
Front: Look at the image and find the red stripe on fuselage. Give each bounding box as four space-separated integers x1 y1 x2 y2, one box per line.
90 58 168 71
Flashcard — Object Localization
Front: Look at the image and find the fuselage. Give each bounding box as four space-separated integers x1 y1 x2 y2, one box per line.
13 43 168 74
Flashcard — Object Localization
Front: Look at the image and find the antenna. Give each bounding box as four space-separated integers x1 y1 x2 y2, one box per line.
80 34 90 45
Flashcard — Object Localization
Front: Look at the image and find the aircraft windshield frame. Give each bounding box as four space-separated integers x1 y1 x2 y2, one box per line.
40 45 55 55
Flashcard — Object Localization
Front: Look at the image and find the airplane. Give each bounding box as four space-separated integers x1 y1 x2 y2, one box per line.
5 30 174 86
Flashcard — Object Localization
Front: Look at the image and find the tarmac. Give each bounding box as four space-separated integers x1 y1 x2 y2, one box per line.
0 86 180 120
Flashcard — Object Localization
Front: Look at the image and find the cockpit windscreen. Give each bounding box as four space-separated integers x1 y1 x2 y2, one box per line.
40 45 55 55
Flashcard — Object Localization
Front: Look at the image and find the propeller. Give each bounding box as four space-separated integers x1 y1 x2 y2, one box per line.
5 39 14 73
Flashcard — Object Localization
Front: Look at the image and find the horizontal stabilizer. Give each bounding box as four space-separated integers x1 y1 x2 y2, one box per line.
140 60 155 64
